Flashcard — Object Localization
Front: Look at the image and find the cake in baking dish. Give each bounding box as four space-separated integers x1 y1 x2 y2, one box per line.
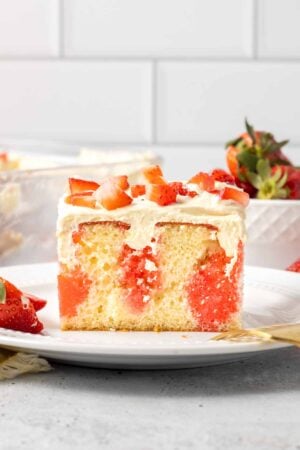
57 166 248 332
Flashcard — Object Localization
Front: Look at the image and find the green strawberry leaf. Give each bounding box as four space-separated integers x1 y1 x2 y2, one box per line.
270 158 291 167
237 150 258 172
245 118 256 145
246 171 261 189
0 281 6 304
256 159 271 180
277 170 288 188
225 136 243 148
269 140 289 153
272 167 283 182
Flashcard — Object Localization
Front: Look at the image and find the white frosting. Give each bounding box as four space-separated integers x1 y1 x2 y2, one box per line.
57 183 246 273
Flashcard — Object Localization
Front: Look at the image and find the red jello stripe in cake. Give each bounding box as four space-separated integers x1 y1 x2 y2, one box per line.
186 242 243 331
58 267 92 317
118 244 161 313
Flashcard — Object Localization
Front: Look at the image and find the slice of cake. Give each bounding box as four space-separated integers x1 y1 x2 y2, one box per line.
57 166 248 332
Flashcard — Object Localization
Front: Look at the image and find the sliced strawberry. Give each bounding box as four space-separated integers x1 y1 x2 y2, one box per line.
211 169 235 185
146 184 177 206
0 278 45 334
220 187 249 206
23 293 47 311
188 172 215 191
65 193 96 208
69 178 100 194
143 165 166 185
286 258 300 273
98 181 132 210
131 184 146 198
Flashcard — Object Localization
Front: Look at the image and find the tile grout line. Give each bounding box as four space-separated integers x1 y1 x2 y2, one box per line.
151 60 157 145
252 0 258 59
58 0 64 58
0 56 300 63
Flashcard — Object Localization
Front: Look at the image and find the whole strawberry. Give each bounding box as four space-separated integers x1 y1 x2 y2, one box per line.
225 119 295 199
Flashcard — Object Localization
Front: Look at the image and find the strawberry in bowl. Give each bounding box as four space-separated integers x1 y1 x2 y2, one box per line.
0 277 46 333
224 119 300 268
225 119 299 200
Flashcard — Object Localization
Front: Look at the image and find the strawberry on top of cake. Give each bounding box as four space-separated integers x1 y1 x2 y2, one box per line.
57 166 248 332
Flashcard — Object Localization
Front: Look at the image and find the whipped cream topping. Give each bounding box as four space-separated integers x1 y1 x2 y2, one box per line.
57 183 246 272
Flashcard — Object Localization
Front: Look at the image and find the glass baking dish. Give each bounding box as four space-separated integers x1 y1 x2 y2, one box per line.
0 141 160 266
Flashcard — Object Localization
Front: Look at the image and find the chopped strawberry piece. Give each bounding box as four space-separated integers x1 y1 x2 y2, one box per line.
169 182 188 196
286 258 300 273
146 184 177 206
143 165 167 185
131 184 146 198
69 178 100 194
211 169 235 185
220 187 249 206
102 175 129 191
188 172 215 192
65 193 96 208
169 182 198 198
98 181 132 210
0 277 46 334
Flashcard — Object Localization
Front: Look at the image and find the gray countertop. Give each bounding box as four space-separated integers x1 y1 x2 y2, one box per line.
1 347 300 450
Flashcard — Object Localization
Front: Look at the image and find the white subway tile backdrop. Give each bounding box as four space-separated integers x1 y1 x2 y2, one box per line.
0 0 299 174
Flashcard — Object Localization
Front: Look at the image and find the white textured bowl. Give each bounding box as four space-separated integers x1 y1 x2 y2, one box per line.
246 199 300 269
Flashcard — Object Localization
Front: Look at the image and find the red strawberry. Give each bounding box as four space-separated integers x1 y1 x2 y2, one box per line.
146 184 177 206
220 187 249 206
188 172 215 192
286 259 300 273
65 193 96 208
98 180 132 210
69 178 100 194
24 293 47 311
211 169 235 185
225 120 291 184
0 278 46 333
102 175 129 191
271 165 300 200
131 184 146 198
235 178 257 198
143 165 166 185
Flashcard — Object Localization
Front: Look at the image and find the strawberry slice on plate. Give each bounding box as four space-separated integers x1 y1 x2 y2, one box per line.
0 278 46 333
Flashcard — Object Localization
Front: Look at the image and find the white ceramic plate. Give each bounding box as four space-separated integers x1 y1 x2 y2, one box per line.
0 263 299 369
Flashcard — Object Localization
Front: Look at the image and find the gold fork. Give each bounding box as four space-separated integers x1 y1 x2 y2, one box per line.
211 323 300 347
